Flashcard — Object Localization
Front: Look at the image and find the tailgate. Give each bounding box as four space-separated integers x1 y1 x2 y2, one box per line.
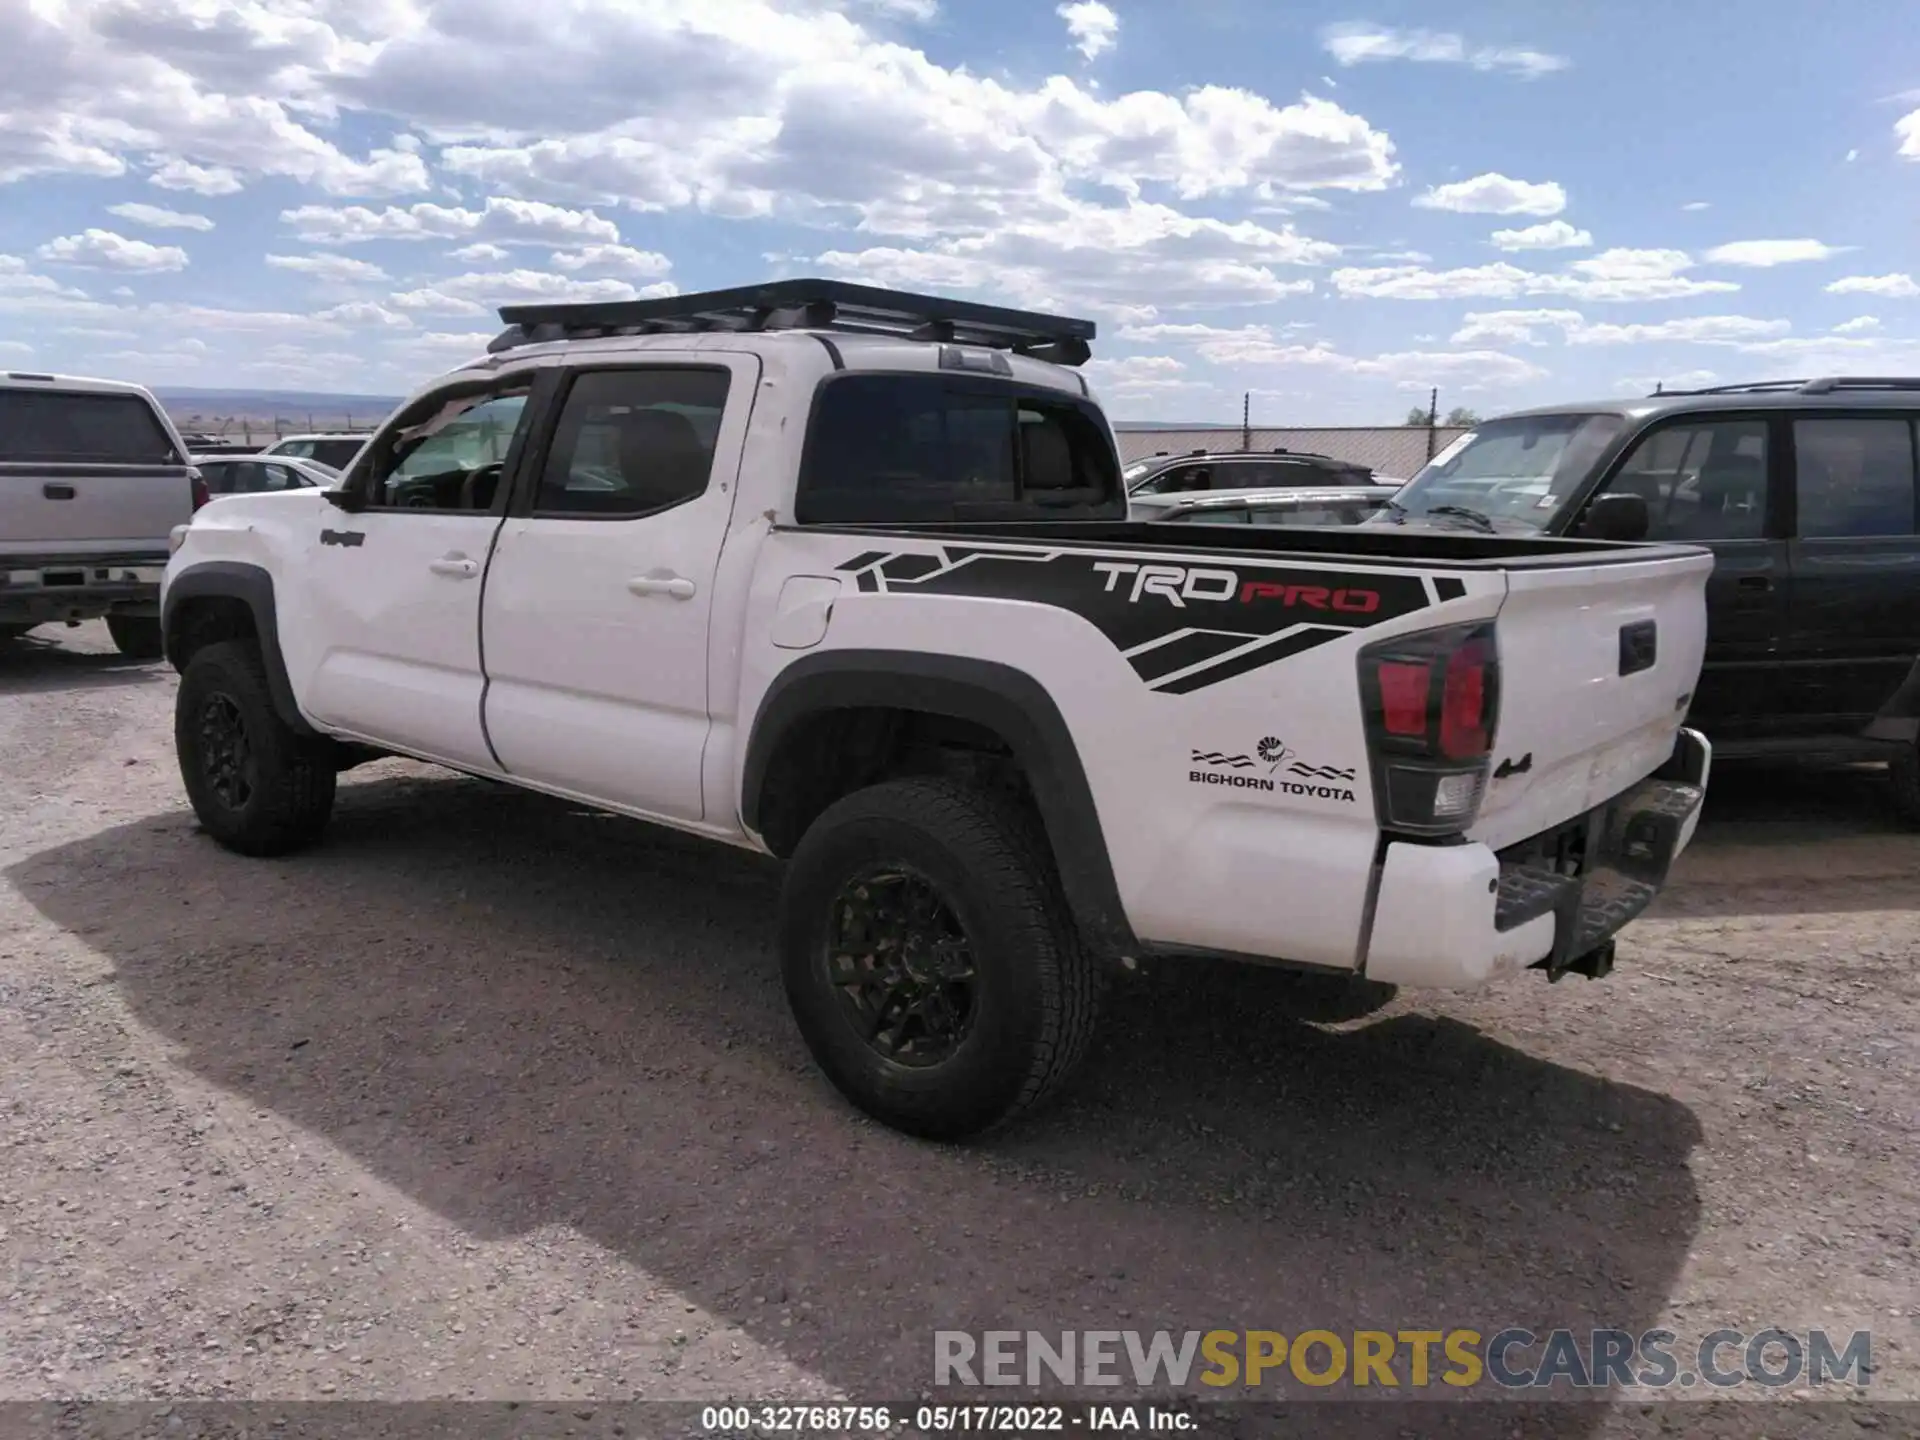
0 464 195 554
1470 546 1713 850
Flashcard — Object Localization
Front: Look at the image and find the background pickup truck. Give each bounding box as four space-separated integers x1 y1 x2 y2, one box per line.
2 371 202 658
160 280 1714 1140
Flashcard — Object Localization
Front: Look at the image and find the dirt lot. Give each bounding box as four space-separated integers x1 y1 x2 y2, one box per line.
2 623 1916 1430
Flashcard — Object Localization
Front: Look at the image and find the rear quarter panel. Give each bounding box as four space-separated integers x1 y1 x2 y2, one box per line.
735 525 1503 970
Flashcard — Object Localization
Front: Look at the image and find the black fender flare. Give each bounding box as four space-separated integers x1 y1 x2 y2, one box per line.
162 561 318 738
741 649 1137 955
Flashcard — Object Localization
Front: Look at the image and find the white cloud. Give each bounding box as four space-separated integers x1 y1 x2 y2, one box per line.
1703 239 1848 268
37 229 189 273
1058 2 1118 61
1490 219 1591 252
282 198 623 247
1897 108 1920 158
1085 354 1203 397
1413 173 1565 217
1112 320 1544 392
549 244 674 277
1846 148 1860 163
1834 316 1881 335
148 160 244 196
1452 309 1795 349
388 288 491 317
1566 315 1792 346
1827 273 1920 299
1332 251 1737 304
106 202 214 232
449 242 511 263
427 269 660 305
315 301 413 329
1449 309 1586 346
266 252 391 283
813 192 1340 318
1682 201 1711 212
1319 24 1567 79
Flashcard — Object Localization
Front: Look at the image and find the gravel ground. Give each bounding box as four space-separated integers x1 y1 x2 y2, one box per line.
1 622 1916 1434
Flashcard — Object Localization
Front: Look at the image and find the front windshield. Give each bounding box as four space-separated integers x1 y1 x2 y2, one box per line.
1121 458 1160 484
1386 412 1628 529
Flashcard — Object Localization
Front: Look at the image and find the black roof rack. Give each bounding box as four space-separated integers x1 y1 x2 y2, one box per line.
489 278 1095 367
1651 376 1920 398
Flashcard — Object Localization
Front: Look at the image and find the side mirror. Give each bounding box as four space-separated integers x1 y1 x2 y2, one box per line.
324 486 365 513
1578 492 1650 542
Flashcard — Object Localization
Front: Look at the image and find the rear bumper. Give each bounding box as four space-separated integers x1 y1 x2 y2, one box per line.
1363 728 1710 988
0 555 167 623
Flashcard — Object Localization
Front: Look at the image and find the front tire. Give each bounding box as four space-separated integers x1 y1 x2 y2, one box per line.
175 640 336 856
106 614 165 660
779 777 1100 1141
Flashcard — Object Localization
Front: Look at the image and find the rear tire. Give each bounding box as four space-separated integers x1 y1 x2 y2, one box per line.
779 777 1100 1141
1890 744 1920 827
175 640 336 856
0 623 32 646
106 614 165 660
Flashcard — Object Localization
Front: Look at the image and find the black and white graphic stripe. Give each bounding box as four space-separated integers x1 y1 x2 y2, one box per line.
835 544 1435 694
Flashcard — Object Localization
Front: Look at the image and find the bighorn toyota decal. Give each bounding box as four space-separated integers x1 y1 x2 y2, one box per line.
1189 737 1360 803
836 545 1434 695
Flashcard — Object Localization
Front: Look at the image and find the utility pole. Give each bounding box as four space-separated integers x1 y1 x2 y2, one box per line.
1426 387 1440 460
1241 391 1250 452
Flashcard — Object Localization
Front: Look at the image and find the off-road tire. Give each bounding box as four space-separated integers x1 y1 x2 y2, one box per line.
780 776 1101 1141
1890 744 1920 827
105 614 165 660
176 639 336 856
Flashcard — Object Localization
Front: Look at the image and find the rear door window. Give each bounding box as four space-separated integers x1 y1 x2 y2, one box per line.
0 390 178 464
1793 417 1918 538
798 374 1123 523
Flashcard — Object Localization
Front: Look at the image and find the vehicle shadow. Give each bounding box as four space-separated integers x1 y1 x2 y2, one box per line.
9 772 1702 1426
1692 760 1905 843
1659 760 1920 918
0 631 163 695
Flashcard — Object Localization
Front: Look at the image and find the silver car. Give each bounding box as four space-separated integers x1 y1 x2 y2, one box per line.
1133 484 1402 527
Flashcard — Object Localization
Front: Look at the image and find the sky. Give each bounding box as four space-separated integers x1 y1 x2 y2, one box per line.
1 0 1918 424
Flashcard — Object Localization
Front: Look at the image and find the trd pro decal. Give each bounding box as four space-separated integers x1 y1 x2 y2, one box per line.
836 545 1432 695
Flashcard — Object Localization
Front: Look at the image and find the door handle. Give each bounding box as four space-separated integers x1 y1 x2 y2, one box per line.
628 574 697 600
43 484 75 500
428 555 480 579
1735 575 1774 592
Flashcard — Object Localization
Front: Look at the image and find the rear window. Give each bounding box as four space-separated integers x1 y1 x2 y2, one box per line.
797 374 1125 524
0 389 178 464
309 438 366 469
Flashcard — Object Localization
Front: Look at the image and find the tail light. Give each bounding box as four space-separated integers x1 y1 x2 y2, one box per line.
1358 621 1500 837
190 469 211 512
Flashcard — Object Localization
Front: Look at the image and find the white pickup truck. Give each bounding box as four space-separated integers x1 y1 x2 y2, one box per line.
162 280 1713 1139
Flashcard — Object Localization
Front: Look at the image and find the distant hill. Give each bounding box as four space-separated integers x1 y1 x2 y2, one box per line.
153 388 401 444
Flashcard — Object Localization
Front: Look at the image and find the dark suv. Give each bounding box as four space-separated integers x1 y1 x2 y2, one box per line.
1123 446 1379 496
1381 377 1920 818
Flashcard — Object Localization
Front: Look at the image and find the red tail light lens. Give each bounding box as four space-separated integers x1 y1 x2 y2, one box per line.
191 473 211 511
1359 622 1501 837
1377 661 1431 737
1438 636 1493 760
